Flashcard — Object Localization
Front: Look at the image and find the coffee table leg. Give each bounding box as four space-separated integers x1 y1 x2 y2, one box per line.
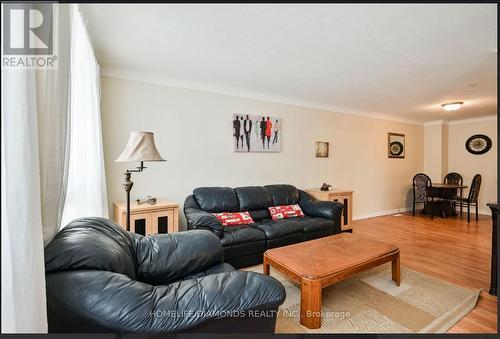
392 251 401 286
300 278 322 329
263 255 270 275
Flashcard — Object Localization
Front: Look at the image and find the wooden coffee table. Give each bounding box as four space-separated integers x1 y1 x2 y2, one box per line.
263 233 400 329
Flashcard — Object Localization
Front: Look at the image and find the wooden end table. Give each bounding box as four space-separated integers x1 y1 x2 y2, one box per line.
263 233 400 329
113 199 179 235
306 188 353 232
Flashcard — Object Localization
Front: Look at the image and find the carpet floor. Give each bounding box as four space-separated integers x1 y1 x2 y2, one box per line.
246 264 480 333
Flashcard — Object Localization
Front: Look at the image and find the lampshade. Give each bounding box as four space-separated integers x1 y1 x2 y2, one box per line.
115 131 166 162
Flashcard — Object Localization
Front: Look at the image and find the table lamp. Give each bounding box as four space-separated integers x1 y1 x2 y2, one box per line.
116 131 165 231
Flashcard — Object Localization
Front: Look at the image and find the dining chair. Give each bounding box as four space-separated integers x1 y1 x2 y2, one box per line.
413 173 435 219
444 172 463 214
453 174 482 223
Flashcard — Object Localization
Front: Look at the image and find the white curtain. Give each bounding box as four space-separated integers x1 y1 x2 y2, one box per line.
1 69 48 333
60 6 108 227
1 4 107 333
38 5 72 244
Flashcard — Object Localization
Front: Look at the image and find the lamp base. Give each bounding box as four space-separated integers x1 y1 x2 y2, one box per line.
122 171 134 231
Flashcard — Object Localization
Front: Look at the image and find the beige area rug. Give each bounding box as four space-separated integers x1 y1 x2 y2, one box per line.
245 264 480 333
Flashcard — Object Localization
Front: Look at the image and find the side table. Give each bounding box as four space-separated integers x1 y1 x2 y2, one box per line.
306 188 353 232
113 199 179 236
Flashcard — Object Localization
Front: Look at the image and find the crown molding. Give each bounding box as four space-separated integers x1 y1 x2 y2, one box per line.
423 115 497 127
424 120 446 126
101 66 425 126
447 115 497 125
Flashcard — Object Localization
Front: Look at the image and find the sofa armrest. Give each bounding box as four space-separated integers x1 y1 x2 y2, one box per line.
131 230 223 285
184 194 224 237
299 190 343 233
46 269 285 333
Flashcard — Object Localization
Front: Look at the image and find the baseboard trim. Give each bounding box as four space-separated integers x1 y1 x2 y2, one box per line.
353 207 412 221
478 209 492 216
353 207 492 220
457 209 492 216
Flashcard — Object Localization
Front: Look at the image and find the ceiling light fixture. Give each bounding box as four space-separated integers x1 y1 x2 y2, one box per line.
441 102 464 111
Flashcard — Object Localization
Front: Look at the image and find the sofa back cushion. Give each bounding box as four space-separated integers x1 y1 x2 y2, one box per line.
44 217 137 279
265 184 300 206
235 186 274 211
193 187 239 212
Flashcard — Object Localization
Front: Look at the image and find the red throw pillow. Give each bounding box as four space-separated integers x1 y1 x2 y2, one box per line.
269 204 305 220
213 211 255 226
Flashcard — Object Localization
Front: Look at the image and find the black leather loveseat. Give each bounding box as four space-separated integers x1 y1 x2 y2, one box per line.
184 184 343 268
44 217 285 333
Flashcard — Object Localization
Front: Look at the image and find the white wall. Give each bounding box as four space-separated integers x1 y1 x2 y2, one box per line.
441 123 449 178
101 76 424 229
424 122 450 182
424 123 443 181
447 117 497 214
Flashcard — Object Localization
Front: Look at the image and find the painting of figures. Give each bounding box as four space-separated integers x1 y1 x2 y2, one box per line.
233 114 281 152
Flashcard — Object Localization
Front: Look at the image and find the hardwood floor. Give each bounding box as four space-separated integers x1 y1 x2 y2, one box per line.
352 211 497 333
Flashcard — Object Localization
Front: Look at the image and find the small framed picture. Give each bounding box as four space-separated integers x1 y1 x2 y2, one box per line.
315 141 329 158
388 133 405 158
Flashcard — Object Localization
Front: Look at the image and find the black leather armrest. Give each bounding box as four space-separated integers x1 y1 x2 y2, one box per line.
46 269 286 333
184 195 224 237
299 190 343 233
131 230 223 285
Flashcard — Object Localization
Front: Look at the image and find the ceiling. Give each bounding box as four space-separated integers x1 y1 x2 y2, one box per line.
80 4 497 124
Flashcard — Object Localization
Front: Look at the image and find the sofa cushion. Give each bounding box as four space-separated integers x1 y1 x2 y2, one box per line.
266 233 303 249
248 209 271 221
220 226 266 247
265 184 300 206
300 216 335 233
193 187 239 212
235 186 274 211
44 217 137 279
179 263 235 281
214 211 255 226
223 241 267 261
132 230 223 285
252 218 304 240
269 204 305 220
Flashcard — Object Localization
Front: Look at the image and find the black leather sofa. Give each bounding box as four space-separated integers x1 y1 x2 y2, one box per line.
44 217 285 333
184 184 343 268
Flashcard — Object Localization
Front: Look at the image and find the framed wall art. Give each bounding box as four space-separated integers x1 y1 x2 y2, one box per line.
315 141 329 158
388 133 405 158
233 114 281 152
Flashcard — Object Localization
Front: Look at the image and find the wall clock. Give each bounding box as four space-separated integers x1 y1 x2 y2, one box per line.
465 134 492 155
389 141 404 156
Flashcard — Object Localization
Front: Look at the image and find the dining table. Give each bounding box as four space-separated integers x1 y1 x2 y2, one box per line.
425 183 468 218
